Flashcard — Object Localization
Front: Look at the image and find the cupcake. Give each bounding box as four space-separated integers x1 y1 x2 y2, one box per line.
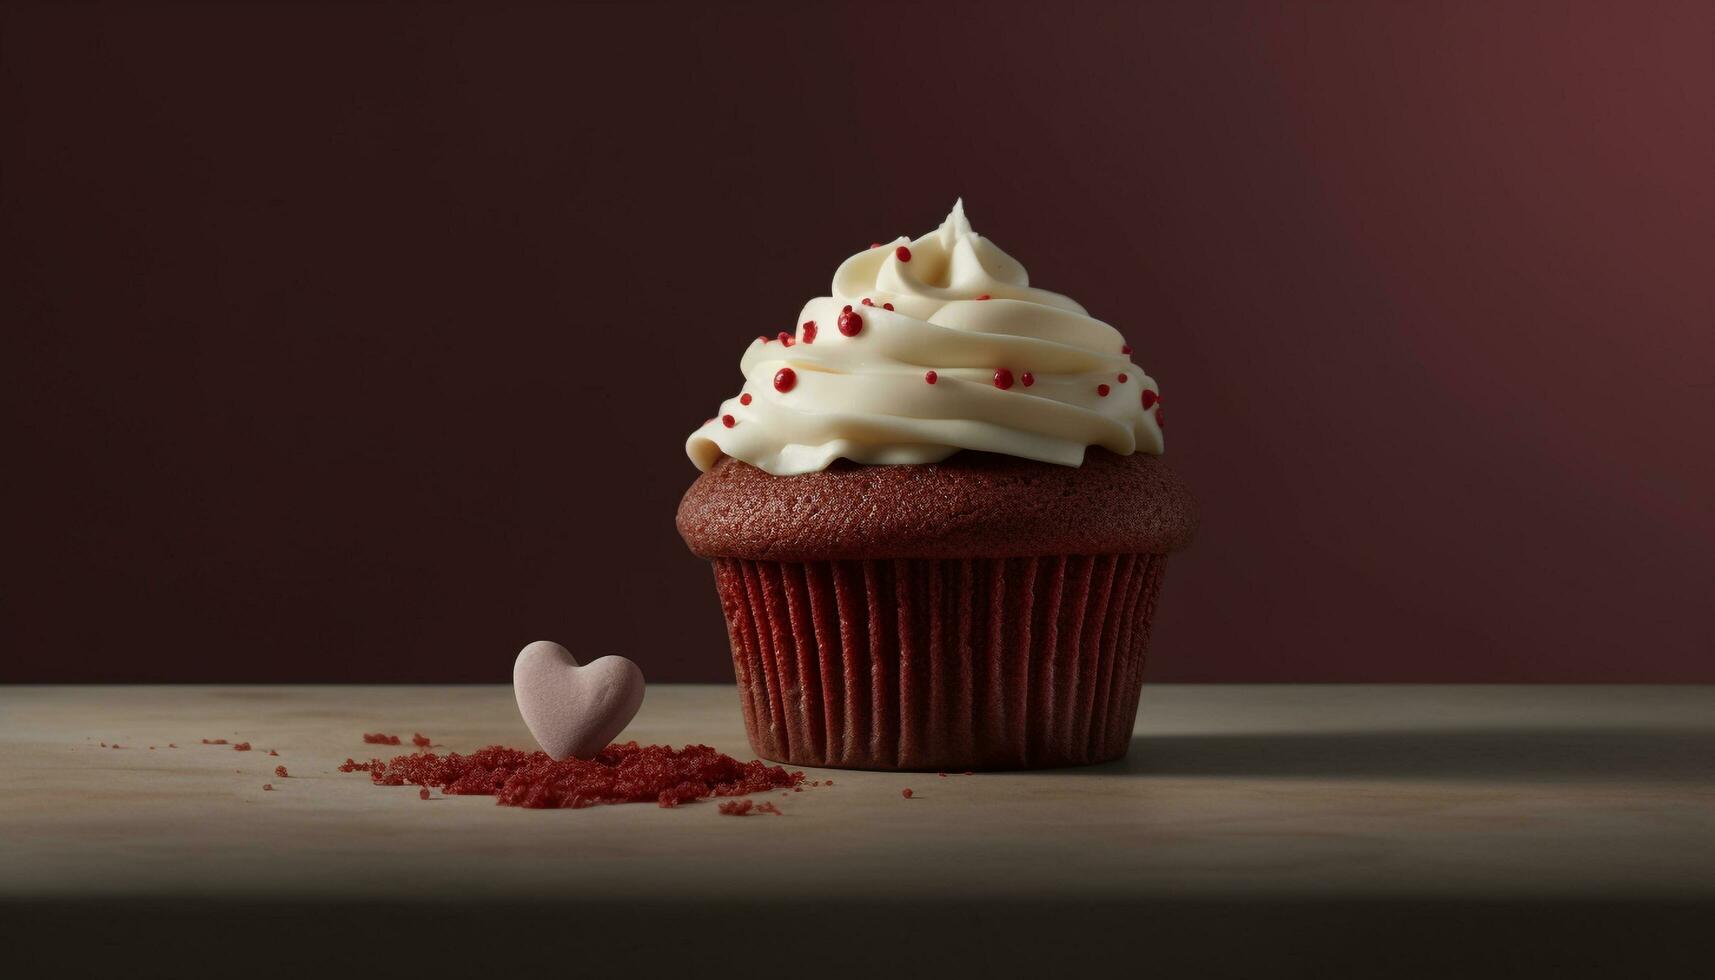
678 201 1194 770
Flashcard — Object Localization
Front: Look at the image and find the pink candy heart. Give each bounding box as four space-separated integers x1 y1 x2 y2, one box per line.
512 641 645 760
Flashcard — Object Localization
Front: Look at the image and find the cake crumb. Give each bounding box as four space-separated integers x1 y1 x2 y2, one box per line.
412 733 433 748
419 787 431 800
268 749 278 756
363 733 402 745
233 742 252 751
202 738 227 745
263 784 274 791
275 765 289 778
902 788 914 799
343 743 802 809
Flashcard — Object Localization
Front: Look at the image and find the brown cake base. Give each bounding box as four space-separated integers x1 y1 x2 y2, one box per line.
711 552 1166 771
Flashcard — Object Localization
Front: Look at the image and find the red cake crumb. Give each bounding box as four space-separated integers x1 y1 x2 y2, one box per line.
340 742 803 810
363 733 402 745
233 742 252 751
902 788 914 799
939 771 947 777
419 788 431 800
263 784 274 791
718 799 755 816
168 743 178 748
411 733 432 749
202 738 227 745
824 778 833 785
755 802 782 815
269 749 279 756
99 742 106 747
110 744 122 749
275 765 289 778
149 746 155 750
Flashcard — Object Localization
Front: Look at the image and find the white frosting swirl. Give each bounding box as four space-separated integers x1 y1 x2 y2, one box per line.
687 201 1165 475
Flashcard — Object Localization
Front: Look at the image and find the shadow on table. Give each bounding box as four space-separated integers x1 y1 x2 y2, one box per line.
1093 728 1715 782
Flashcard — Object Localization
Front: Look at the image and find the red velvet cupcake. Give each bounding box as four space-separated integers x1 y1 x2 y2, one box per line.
678 201 1194 770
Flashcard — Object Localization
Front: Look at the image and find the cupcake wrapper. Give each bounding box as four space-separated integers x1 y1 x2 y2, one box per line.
710 554 1166 771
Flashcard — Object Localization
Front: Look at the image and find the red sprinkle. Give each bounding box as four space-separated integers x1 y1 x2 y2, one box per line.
837 310 863 336
924 370 938 385
882 303 894 311
801 321 817 344
861 297 873 306
774 367 797 393
976 294 991 301
363 733 402 746
778 331 794 347
1097 384 1111 397
233 742 252 751
1021 372 1035 388
722 414 736 428
895 246 911 262
739 393 752 405
1118 373 1128 383
275 765 289 778
419 788 431 800
1141 390 1159 409
994 368 1014 390
1121 344 1132 355
340 742 803 810
902 788 914 799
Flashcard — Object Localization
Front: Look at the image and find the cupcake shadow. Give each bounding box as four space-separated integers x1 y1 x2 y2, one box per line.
1067 728 1715 783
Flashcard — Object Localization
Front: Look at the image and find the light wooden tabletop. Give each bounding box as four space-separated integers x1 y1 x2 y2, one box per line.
3 684 1712 978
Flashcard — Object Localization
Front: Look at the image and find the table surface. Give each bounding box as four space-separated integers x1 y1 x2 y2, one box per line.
4 684 1714 976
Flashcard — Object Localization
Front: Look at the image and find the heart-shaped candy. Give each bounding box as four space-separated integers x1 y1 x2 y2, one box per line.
513 641 645 760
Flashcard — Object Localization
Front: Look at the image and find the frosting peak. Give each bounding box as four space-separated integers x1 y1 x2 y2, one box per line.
688 202 1165 476
834 199 1085 316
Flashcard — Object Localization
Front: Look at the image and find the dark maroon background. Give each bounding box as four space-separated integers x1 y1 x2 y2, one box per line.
4 2 1711 683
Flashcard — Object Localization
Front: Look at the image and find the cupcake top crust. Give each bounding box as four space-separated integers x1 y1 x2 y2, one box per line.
686 201 1166 476
677 448 1196 561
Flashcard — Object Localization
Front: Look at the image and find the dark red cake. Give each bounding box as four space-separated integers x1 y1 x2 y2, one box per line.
678 449 1196 771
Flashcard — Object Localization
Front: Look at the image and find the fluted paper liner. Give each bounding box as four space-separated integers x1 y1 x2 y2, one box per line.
710 554 1166 770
